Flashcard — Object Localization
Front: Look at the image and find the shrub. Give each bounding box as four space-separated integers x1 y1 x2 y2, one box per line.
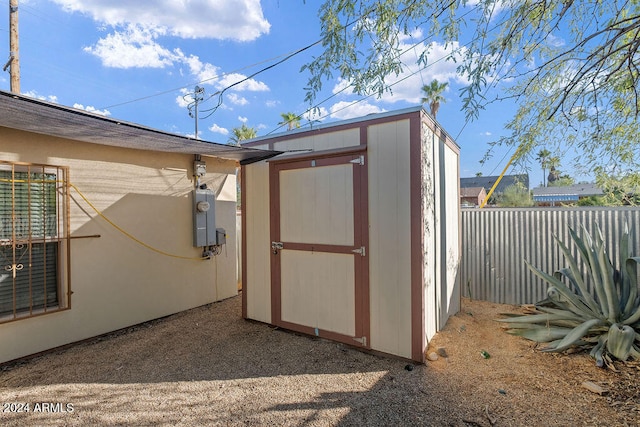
500 224 640 367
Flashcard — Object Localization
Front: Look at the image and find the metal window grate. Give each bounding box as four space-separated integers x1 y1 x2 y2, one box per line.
0 161 69 321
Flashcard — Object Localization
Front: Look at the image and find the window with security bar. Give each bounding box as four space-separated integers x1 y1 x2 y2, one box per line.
0 162 70 322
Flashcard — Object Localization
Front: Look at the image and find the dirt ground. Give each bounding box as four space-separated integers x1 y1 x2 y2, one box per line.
0 295 638 426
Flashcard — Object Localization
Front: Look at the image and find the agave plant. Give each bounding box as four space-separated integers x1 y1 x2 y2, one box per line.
500 224 640 366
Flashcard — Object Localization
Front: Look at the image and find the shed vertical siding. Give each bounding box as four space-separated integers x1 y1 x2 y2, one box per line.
367 119 412 359
273 128 360 153
243 107 461 362
243 161 271 323
442 143 461 325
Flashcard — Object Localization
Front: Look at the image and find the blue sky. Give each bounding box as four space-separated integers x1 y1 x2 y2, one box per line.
0 0 568 187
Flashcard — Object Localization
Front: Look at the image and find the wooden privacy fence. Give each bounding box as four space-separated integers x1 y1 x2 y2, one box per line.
461 207 640 305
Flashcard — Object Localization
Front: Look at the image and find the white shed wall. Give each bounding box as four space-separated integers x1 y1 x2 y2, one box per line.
367 120 413 359
243 161 271 323
421 123 437 342
442 144 461 323
273 128 360 153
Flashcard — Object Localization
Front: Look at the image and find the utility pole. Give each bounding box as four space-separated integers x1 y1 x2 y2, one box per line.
188 85 205 139
8 0 20 93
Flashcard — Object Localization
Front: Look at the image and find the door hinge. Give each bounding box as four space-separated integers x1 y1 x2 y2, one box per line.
353 336 367 346
351 246 366 257
271 241 283 254
349 155 365 166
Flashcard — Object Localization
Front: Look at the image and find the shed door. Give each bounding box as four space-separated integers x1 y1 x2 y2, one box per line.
270 151 369 348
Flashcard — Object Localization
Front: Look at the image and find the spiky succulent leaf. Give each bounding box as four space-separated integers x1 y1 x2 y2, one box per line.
526 262 600 318
504 223 640 365
540 318 606 352
623 257 640 318
597 239 620 323
590 335 608 367
507 326 574 342
554 234 600 313
497 312 584 324
606 323 635 361
619 224 631 312
582 227 610 319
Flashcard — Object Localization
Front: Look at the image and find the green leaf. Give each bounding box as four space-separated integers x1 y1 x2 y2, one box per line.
624 257 640 317
607 323 635 360
619 224 631 312
541 318 606 353
507 326 573 343
581 226 609 319
526 260 601 318
596 233 620 323
497 312 584 324
554 234 600 313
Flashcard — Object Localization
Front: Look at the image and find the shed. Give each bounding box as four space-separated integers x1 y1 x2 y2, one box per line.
460 186 487 207
0 90 278 364
241 106 461 362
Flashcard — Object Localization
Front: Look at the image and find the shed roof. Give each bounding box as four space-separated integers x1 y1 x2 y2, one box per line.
460 187 486 198
0 90 280 165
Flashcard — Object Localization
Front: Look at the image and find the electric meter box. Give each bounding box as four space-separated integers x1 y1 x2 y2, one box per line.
193 188 217 247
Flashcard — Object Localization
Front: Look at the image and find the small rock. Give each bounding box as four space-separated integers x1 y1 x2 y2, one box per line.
480 350 490 359
436 347 448 358
498 389 507 395
427 352 439 361
405 364 414 371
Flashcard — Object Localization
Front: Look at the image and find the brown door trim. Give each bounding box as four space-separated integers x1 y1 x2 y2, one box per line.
269 151 370 348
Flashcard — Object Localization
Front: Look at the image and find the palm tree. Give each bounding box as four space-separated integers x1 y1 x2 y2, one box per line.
279 112 301 131
536 148 551 186
420 79 448 118
547 156 561 185
228 124 257 146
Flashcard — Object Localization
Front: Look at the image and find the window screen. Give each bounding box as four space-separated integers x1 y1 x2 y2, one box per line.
0 164 68 320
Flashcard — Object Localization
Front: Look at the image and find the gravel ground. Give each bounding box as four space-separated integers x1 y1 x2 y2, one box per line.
0 294 637 426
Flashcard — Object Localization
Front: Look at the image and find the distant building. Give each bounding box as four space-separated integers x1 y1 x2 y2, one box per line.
460 174 529 197
460 186 487 207
532 183 603 206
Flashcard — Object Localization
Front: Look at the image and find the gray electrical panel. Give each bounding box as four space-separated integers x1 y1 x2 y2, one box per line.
193 188 217 247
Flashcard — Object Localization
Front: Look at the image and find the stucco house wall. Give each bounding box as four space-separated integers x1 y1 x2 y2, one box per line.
0 128 238 363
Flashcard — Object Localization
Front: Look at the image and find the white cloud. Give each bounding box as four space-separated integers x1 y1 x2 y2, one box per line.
73 103 111 116
303 107 329 122
238 116 248 123
216 73 269 92
265 100 279 108
178 53 221 83
52 0 270 41
227 93 248 106
23 91 58 103
84 25 177 68
175 88 193 108
329 101 384 120
209 124 229 136
546 33 565 48
331 41 466 105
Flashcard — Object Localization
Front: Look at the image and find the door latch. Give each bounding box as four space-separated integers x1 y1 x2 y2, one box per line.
271 241 284 254
351 246 366 257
